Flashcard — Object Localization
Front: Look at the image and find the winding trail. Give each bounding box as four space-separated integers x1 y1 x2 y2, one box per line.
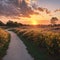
3 31 34 60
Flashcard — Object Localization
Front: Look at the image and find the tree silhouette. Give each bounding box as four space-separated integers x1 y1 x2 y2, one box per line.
6 20 14 26
0 21 5 26
50 17 58 26
6 20 23 27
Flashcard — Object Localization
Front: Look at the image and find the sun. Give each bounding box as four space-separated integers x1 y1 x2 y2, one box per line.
31 20 38 25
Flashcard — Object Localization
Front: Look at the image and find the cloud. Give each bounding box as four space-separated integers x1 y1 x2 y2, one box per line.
0 0 39 18
0 0 51 19
0 0 21 17
35 7 51 15
44 8 51 14
54 9 60 12
30 1 51 14
38 7 44 12
19 0 38 17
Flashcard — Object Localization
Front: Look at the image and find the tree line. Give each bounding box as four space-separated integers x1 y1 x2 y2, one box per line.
0 20 23 27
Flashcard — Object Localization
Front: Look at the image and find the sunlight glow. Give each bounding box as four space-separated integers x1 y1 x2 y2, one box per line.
31 20 38 25
20 14 51 25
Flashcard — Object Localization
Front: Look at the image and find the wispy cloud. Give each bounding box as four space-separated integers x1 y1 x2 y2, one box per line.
0 0 39 18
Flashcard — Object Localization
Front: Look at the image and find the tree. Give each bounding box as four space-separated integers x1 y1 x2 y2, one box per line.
6 20 14 26
6 20 23 27
50 17 58 26
0 21 5 26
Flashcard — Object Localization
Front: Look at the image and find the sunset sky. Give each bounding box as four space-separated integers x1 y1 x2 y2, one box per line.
0 0 60 25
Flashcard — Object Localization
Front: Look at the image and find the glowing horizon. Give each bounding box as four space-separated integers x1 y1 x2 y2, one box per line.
0 0 60 25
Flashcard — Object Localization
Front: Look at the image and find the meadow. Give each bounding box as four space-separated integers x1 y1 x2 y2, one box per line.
12 27 60 60
0 28 10 60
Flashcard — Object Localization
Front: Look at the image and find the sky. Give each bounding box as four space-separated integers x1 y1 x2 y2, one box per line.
38 0 60 10
0 0 60 25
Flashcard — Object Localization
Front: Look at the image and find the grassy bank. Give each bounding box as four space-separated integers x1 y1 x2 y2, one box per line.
12 28 60 60
0 28 10 60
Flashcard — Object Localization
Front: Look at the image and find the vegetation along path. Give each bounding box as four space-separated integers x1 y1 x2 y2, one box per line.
3 31 34 60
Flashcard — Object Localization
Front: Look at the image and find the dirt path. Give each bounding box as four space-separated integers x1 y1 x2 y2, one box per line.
3 31 34 60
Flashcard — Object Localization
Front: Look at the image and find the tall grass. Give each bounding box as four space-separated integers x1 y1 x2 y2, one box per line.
12 28 60 60
0 28 10 59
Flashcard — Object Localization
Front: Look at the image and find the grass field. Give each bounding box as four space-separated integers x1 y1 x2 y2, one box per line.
0 28 10 60
12 27 60 60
